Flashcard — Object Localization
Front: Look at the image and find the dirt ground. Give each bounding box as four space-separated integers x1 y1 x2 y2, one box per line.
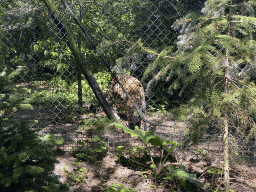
11 107 256 192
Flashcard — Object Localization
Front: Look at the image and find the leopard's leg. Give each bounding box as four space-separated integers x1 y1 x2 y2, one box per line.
141 100 147 131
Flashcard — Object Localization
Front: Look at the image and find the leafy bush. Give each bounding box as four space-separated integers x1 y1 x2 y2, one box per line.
0 60 68 191
0 122 68 192
112 123 204 189
74 136 107 162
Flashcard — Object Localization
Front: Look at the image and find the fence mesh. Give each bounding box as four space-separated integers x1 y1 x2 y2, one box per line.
1 0 256 191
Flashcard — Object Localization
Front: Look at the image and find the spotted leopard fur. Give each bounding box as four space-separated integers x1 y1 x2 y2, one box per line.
107 74 146 129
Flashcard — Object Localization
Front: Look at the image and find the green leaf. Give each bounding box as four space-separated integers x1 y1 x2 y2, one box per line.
207 167 222 174
116 146 125 150
166 164 174 171
2 177 12 187
102 146 107 150
87 155 93 159
165 142 179 154
164 164 203 187
149 136 179 153
174 165 204 187
44 134 64 145
112 123 157 144
94 148 102 152
116 183 123 188
91 136 102 142
24 165 45 175
12 167 24 179
107 187 118 191
133 146 143 152
76 153 86 158
16 104 33 110
77 140 85 146
163 175 173 180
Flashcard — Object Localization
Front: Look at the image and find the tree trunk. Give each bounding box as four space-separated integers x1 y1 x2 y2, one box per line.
42 0 114 120
223 46 230 192
77 33 82 111
223 48 230 192
77 66 82 109
223 112 230 192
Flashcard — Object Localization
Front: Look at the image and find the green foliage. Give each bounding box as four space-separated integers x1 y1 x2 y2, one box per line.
44 134 64 146
113 123 178 171
204 167 223 191
74 136 107 161
106 182 138 192
207 167 222 175
0 35 67 191
164 164 204 188
140 0 256 144
0 67 32 124
113 123 204 188
0 122 68 192
64 162 87 187
82 72 112 104
115 145 126 160
27 72 111 108
82 115 111 131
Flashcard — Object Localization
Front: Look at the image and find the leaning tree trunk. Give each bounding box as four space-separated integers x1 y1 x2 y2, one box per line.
42 0 114 120
77 32 82 111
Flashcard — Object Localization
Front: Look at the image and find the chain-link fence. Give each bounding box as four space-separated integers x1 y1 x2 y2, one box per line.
1 0 256 191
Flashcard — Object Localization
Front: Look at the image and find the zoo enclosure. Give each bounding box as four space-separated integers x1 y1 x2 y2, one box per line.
1 0 256 176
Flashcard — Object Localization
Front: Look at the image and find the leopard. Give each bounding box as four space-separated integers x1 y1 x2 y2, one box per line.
107 74 146 130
